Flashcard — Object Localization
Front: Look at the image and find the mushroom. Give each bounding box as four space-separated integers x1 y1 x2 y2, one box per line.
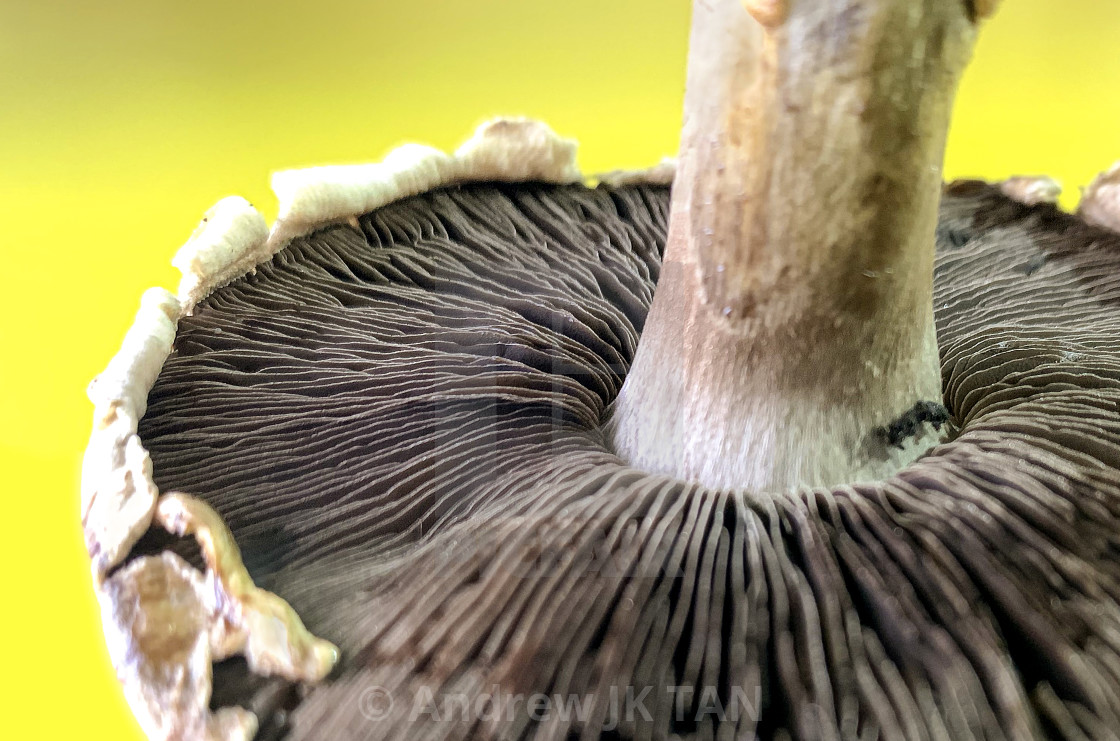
83 0 1120 739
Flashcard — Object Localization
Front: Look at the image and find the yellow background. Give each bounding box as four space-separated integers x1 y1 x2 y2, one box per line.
1 1 1117 738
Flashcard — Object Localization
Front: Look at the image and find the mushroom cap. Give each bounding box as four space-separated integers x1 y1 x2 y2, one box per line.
88 128 1120 738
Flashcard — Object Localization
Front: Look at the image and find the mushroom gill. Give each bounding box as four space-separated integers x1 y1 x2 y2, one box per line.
82 0 1120 739
124 176 1120 740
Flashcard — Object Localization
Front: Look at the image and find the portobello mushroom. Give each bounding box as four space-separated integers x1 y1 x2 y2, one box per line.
84 0 1120 738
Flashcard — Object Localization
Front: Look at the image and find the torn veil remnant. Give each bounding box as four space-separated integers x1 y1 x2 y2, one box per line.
84 118 591 740
86 1 1120 739
1080 161 1120 233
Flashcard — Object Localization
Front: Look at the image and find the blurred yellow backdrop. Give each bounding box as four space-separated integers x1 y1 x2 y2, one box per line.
1 1 1116 738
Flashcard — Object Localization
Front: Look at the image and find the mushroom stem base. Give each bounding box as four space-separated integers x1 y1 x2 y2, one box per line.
607 244 946 493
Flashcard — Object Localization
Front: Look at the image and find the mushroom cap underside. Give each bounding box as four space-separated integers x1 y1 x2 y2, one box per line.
129 180 1120 740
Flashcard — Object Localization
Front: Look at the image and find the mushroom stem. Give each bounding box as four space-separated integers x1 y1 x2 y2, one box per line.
608 0 985 491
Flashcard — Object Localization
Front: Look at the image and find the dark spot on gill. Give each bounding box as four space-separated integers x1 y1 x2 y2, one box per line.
1017 253 1049 277
936 223 973 250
